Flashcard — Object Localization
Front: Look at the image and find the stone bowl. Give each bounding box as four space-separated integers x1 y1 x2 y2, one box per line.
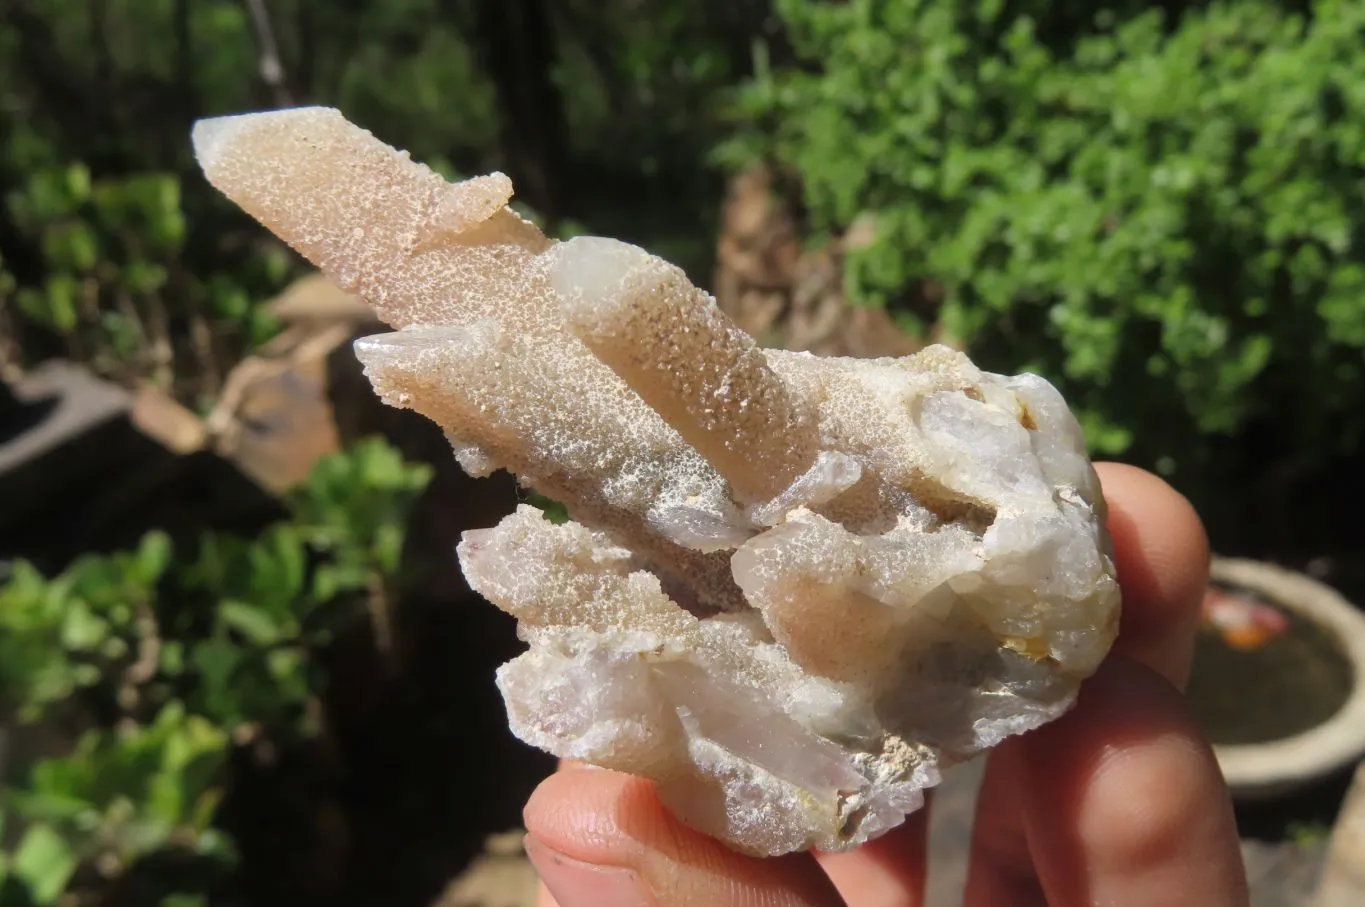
1200 558 1365 801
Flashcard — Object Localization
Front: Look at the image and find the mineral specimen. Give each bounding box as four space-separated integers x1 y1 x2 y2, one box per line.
192 107 1121 857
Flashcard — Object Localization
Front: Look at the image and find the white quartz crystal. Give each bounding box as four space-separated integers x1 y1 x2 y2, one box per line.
192 107 1121 857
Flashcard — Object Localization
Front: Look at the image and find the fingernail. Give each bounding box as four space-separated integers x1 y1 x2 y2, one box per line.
525 834 654 907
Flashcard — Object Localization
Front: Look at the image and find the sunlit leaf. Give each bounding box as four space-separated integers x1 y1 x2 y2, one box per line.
10 824 76 905
218 600 281 646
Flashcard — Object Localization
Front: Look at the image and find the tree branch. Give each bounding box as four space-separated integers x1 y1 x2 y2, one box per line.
241 0 294 107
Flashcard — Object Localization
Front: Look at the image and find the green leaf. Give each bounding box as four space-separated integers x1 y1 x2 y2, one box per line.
524 492 569 525
133 531 173 587
64 165 90 203
123 260 168 295
209 277 249 320
248 307 281 347
192 828 237 863
10 824 76 905
20 278 79 334
261 527 306 603
218 600 282 646
9 788 95 825
160 641 186 676
188 639 244 727
58 601 108 651
311 563 369 602
59 224 98 273
371 522 405 574
265 648 307 689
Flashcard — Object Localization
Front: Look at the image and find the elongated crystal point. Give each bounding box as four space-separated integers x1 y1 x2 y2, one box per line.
550 236 821 504
193 108 1121 857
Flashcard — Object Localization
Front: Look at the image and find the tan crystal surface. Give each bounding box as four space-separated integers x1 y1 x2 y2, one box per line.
193 107 1121 857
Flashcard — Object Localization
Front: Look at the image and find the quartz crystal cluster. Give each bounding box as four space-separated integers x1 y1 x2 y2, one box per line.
192 107 1121 857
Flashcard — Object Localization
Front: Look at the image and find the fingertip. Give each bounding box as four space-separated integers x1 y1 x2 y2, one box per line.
524 767 671 865
1094 462 1210 686
1095 463 1210 613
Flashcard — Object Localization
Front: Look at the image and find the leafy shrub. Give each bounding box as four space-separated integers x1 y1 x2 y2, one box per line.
0 704 232 907
0 532 171 723
726 0 1365 479
0 439 431 905
1 163 288 406
0 1 767 395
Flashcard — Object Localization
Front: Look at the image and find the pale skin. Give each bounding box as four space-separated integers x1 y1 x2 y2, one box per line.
521 463 1252 907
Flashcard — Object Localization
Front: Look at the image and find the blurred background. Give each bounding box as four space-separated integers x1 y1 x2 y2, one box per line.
2 1 1364 905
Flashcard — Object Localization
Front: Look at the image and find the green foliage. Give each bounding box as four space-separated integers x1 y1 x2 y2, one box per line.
0 532 170 721
0 0 295 402
5 704 233 899
554 1 768 228
1288 819 1331 845
291 436 434 583
0 0 761 392
179 526 321 736
522 491 570 525
2 162 286 399
728 0 1365 476
0 439 432 905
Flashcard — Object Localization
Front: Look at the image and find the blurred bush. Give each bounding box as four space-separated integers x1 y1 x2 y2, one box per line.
0 0 771 405
2 161 290 408
0 439 431 906
723 0 1365 486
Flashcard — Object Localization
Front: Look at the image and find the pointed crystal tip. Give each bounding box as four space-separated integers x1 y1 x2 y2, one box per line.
191 107 338 173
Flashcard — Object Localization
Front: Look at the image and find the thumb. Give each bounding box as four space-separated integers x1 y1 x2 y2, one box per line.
524 765 846 907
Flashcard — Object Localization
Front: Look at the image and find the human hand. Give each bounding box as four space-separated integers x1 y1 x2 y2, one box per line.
522 463 1250 907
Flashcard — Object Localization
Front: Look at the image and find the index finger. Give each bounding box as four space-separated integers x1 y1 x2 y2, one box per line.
1094 462 1209 688
965 465 1229 906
